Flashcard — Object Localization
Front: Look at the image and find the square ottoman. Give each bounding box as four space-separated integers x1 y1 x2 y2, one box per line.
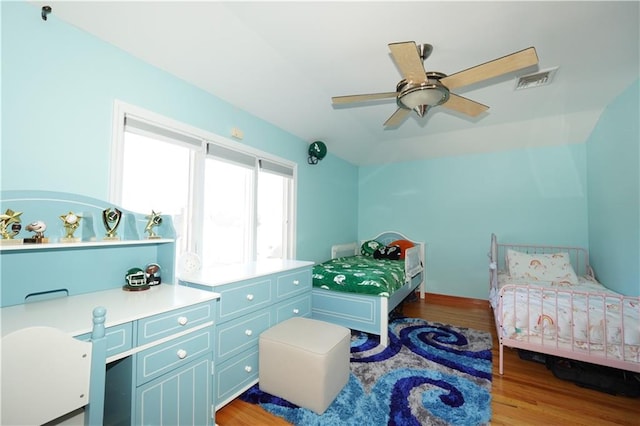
259 317 350 414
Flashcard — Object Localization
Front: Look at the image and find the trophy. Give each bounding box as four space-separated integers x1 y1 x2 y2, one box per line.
0 209 23 245
24 220 49 244
102 207 122 241
144 210 163 239
60 211 82 243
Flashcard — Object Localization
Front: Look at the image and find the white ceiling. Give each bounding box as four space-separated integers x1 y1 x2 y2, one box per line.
29 1 639 165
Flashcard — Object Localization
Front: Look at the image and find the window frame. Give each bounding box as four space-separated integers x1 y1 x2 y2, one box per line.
109 100 297 262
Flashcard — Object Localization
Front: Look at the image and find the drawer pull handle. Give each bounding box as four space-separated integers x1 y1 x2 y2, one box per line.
245 329 253 336
177 316 188 326
293 308 300 314
246 294 254 301
244 366 252 373
293 280 300 285
177 349 188 359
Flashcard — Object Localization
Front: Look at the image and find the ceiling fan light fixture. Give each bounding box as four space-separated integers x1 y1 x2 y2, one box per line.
398 83 449 110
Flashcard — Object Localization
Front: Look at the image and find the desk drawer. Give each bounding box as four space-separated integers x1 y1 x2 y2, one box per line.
215 308 272 363
276 268 311 300
275 293 311 323
136 329 212 385
137 302 214 346
217 279 273 323
215 348 259 409
77 322 133 359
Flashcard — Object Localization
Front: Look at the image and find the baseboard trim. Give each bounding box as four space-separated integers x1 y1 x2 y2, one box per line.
423 292 489 308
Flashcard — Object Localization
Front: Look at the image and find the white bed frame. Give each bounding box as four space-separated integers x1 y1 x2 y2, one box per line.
489 233 640 375
311 231 425 347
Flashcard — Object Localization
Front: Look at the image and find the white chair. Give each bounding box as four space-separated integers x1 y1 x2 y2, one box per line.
1 307 107 425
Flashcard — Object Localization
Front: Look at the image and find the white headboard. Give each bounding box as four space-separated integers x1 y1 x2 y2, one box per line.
330 231 424 272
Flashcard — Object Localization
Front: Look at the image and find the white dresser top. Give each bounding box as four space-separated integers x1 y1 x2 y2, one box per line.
179 259 315 287
0 284 220 337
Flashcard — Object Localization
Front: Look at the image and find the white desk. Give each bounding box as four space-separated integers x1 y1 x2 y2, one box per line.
1 283 220 337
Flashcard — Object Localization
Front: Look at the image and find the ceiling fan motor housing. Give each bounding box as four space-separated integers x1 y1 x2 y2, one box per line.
396 72 450 112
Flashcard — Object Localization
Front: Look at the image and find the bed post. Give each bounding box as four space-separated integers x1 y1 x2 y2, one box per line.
499 340 504 375
380 297 389 347
489 234 498 292
420 243 426 299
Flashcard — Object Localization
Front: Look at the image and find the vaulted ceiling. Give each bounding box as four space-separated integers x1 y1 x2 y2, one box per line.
29 1 639 165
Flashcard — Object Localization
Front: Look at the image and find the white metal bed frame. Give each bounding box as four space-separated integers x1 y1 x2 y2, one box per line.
489 233 639 375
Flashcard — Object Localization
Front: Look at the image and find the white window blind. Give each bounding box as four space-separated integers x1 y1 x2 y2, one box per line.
259 158 294 178
125 115 202 148
206 142 256 168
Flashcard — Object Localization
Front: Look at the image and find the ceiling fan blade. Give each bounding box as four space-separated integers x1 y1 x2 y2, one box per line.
332 92 397 105
388 41 427 83
441 47 538 90
441 93 489 117
383 108 411 127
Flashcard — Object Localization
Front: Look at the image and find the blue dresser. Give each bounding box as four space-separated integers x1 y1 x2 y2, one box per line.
179 259 314 409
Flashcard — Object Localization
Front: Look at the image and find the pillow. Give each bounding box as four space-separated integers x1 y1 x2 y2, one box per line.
506 249 579 285
389 239 415 260
373 245 401 260
361 240 383 257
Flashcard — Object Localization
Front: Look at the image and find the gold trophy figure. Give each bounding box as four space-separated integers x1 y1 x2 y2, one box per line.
60 211 82 243
144 210 163 239
102 207 122 241
24 220 49 244
0 209 23 244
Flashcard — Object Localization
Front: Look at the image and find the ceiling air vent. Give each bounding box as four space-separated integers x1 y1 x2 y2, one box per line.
515 67 558 90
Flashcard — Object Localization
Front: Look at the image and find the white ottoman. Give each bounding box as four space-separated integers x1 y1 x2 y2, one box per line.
259 317 350 414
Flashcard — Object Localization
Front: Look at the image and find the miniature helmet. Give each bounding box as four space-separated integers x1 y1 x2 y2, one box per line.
125 267 147 288
308 141 327 164
145 263 162 286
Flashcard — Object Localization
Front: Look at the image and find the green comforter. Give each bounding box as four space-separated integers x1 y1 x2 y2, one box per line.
312 256 406 297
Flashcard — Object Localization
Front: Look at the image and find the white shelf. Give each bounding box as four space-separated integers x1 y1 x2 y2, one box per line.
0 238 174 252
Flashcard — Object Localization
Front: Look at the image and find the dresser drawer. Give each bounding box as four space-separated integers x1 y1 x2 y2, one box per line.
276 268 311 300
136 329 212 385
215 348 259 409
217 278 273 323
77 322 133 359
137 301 214 346
215 308 272 363
275 293 312 323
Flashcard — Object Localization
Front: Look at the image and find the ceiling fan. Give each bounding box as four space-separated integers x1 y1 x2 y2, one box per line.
332 42 538 127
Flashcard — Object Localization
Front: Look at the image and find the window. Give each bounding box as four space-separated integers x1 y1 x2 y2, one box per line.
110 101 296 268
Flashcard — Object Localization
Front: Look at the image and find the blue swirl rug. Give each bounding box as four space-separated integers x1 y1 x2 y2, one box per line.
239 317 492 425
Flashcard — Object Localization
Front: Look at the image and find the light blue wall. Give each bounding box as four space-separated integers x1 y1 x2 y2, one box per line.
586 80 639 296
359 144 589 299
0 1 358 263
4 2 636 300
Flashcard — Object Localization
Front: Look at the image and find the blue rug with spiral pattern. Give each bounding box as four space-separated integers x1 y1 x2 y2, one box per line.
239 317 492 425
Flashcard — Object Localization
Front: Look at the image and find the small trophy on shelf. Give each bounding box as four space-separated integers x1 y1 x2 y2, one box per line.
144 210 163 239
59 211 82 243
0 209 23 245
24 220 49 244
102 207 122 241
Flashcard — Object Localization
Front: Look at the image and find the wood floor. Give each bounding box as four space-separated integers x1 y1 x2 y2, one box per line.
216 294 640 425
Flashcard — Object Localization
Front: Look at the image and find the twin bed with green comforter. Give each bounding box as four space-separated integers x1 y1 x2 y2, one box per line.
312 256 406 297
311 231 425 347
